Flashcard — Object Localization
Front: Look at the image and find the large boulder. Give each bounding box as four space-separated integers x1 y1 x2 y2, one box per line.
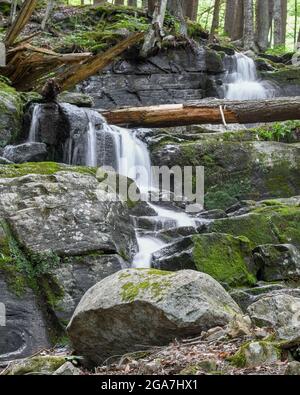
247 293 300 345
152 233 256 287
151 139 300 210
67 268 242 366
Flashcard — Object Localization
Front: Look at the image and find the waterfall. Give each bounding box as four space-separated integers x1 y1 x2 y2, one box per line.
224 53 274 100
28 104 42 142
86 121 97 167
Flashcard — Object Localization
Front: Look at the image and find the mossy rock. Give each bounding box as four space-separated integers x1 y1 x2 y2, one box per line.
0 162 97 178
228 341 281 368
210 204 300 247
5 356 66 375
0 81 23 147
192 233 256 287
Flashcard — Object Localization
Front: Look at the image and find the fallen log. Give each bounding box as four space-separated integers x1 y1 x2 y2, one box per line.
100 97 300 127
56 32 144 91
4 0 38 47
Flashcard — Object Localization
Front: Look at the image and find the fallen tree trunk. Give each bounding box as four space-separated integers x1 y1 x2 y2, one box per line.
100 97 300 127
57 32 144 91
4 0 38 47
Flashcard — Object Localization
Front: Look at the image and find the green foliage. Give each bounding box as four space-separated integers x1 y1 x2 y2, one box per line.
254 121 300 143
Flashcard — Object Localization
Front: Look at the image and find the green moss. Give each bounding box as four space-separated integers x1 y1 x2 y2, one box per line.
192 233 256 287
6 356 66 375
120 270 173 302
0 162 97 178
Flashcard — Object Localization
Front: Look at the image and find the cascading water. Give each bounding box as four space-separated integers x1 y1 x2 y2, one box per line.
224 52 274 100
28 104 42 142
86 121 97 167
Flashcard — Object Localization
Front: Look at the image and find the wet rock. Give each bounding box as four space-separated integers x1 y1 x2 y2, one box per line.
2 143 47 164
253 244 300 282
0 157 13 164
58 92 94 107
67 269 242 366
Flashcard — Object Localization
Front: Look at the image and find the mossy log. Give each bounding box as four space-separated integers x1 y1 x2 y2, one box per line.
101 97 300 127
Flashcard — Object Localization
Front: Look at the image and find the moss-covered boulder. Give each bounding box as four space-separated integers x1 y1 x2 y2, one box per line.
152 233 256 287
4 356 66 375
210 203 300 247
151 140 300 210
67 268 242 366
0 81 23 147
261 66 300 96
228 341 281 368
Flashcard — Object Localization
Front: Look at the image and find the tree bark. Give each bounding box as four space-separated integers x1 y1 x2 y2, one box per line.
243 0 255 49
115 0 124 5
100 98 300 128
273 0 285 46
167 0 187 36
185 0 199 20
225 0 243 41
256 0 270 51
210 0 222 37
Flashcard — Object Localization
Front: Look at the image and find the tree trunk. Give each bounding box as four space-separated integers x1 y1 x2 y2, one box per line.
140 0 168 58
148 0 157 14
243 0 255 49
185 0 198 20
256 0 270 51
167 0 187 36
9 0 18 25
100 98 300 128
225 0 243 41
115 0 124 5
210 0 222 37
128 0 137 6
281 0 288 44
41 0 55 31
273 0 284 46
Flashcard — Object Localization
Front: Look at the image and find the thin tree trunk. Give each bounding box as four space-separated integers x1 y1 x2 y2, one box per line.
115 0 124 5
9 0 18 25
281 0 288 43
273 0 284 46
243 0 255 50
167 0 187 36
41 0 55 30
210 0 222 37
140 0 168 58
148 0 156 14
256 0 270 51
225 0 243 41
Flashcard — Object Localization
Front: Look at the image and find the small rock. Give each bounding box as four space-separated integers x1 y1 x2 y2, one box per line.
229 341 280 368
2 142 47 164
285 361 300 375
53 362 81 376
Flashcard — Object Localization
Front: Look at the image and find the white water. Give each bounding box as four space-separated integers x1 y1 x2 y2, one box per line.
225 53 272 100
28 104 42 142
86 121 97 167
132 236 166 268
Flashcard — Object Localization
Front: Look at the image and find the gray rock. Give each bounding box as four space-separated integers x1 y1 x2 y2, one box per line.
49 254 126 322
0 172 137 259
230 341 279 368
0 85 22 146
247 293 300 345
285 361 300 375
0 157 13 164
53 361 81 376
253 244 300 282
2 143 47 164
0 276 50 362
58 92 94 107
67 269 242 366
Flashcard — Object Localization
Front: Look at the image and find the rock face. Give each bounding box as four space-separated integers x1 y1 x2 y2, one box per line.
2 142 47 163
247 293 300 345
0 163 137 361
67 269 242 366
77 47 221 109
